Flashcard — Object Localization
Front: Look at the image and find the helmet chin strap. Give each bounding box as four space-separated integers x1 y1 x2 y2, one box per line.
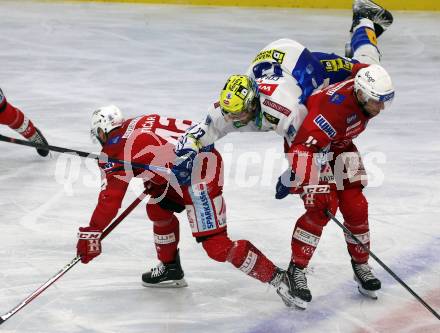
96 128 108 146
97 136 106 147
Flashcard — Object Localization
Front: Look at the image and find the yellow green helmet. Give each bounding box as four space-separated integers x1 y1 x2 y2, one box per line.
219 75 259 115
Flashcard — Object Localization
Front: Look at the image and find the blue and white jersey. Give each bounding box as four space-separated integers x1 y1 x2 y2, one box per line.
311 52 359 85
247 38 327 104
246 39 361 103
177 74 308 153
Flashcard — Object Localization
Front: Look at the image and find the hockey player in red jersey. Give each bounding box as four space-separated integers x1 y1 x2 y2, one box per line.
275 64 395 308
0 88 49 156
77 105 297 306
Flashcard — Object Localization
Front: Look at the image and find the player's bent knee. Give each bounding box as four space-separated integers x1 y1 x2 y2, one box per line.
226 240 253 268
339 188 368 221
146 202 174 226
200 232 233 262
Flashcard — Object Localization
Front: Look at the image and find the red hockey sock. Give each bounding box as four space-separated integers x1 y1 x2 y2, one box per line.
152 215 180 264
339 188 370 263
227 239 277 283
201 232 277 283
291 212 326 268
0 102 36 139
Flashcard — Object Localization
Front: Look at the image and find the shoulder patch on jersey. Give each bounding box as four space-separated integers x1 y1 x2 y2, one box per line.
258 83 278 96
263 112 280 125
346 113 358 125
314 114 337 138
330 93 346 105
252 49 285 64
107 135 121 145
262 99 291 116
214 101 220 109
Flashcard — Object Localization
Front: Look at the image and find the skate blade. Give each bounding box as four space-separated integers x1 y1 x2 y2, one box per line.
276 288 295 307
357 286 378 299
142 278 188 288
293 297 308 310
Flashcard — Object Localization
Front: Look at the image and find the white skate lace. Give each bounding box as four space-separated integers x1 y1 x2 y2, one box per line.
354 263 376 282
269 270 284 288
293 268 308 290
29 132 44 144
151 263 166 278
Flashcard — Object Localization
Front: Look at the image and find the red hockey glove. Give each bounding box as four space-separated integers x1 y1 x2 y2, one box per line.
301 185 338 213
77 226 103 264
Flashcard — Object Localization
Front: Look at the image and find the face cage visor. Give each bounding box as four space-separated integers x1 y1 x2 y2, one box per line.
221 80 260 121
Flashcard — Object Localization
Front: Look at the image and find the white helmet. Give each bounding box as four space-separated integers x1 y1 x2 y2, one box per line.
354 64 395 106
90 105 124 143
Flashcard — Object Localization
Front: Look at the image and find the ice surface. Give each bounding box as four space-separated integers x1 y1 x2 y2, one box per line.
0 1 439 332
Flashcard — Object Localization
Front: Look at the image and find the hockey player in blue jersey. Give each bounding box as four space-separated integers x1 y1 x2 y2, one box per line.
247 0 393 104
174 0 393 185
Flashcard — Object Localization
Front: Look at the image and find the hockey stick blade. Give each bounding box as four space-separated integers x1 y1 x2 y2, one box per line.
0 133 170 175
0 191 148 325
326 210 440 321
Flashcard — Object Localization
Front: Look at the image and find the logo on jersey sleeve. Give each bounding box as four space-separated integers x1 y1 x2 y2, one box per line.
262 99 291 116
263 112 280 125
258 83 278 96
346 113 358 124
320 58 353 72
108 135 121 145
330 93 346 105
314 114 337 138
253 49 285 64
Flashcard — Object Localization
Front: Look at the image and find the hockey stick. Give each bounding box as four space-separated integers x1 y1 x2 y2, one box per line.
0 133 170 174
326 210 440 320
0 190 148 326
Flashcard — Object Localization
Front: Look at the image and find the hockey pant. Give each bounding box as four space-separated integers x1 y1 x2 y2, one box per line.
183 149 277 284
330 141 368 190
0 98 37 139
291 186 370 268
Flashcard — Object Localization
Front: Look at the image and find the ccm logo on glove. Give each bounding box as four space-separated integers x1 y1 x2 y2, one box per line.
77 227 103 264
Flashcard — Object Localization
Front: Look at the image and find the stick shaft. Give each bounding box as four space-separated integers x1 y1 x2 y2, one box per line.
0 191 147 324
327 210 440 320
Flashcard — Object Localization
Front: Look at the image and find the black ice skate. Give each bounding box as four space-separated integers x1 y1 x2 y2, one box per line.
142 251 187 288
29 128 50 157
285 262 312 310
345 0 393 57
350 0 393 37
351 260 381 299
270 268 296 307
